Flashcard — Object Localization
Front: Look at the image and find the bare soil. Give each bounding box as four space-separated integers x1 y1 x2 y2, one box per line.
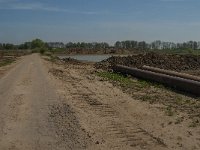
47 57 200 150
0 54 91 149
96 52 200 75
0 54 199 149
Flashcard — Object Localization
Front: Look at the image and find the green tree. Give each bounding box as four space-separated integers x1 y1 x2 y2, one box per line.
138 41 146 50
115 41 121 49
4 43 15 50
193 41 198 50
31 39 45 49
0 43 2 50
131 41 138 49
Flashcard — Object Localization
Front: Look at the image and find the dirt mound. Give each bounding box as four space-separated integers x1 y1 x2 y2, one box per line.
96 52 200 72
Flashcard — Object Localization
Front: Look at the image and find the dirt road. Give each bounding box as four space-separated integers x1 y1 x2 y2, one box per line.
0 54 89 149
0 54 199 150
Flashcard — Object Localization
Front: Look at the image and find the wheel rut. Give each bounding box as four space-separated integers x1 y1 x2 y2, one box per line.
59 73 167 149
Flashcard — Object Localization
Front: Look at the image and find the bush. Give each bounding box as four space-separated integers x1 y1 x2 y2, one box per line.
40 48 46 54
31 49 39 53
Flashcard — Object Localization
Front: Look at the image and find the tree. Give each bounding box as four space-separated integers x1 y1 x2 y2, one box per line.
115 41 122 49
65 42 73 48
138 41 146 50
131 41 138 49
193 41 198 50
18 42 32 49
124 41 131 49
80 42 86 48
4 43 15 50
31 39 45 49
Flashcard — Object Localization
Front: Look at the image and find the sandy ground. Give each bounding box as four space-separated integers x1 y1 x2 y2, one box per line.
0 54 199 150
0 54 90 149
47 56 200 149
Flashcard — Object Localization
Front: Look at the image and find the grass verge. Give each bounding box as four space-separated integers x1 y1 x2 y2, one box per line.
0 58 15 67
96 71 200 126
96 71 134 86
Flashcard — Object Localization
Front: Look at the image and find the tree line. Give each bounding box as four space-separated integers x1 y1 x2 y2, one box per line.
65 42 109 49
115 40 200 50
1 39 200 50
0 39 46 50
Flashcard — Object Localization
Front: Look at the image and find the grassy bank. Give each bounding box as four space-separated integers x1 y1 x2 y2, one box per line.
96 71 200 126
0 58 15 67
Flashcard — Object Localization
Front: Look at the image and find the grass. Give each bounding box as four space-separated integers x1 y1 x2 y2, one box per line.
165 105 174 116
175 117 184 124
189 119 199 128
96 71 134 86
49 55 59 62
96 71 200 123
137 80 150 88
96 71 157 88
0 59 15 67
140 95 156 104
96 71 162 104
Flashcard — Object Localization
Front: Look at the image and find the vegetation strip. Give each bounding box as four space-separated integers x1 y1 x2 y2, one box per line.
96 71 200 127
0 58 15 67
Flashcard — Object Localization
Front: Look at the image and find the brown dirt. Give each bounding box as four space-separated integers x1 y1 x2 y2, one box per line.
0 57 20 78
0 54 91 149
96 52 200 75
47 57 200 150
0 54 199 149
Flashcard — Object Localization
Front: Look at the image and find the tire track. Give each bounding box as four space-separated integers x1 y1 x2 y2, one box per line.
61 74 167 149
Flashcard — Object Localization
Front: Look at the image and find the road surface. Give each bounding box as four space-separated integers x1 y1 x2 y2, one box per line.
0 54 84 150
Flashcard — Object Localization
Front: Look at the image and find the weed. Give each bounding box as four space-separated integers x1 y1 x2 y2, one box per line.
175 96 183 105
0 59 15 67
96 71 134 87
165 105 174 116
140 95 152 101
40 48 46 54
189 119 199 128
175 117 184 124
140 95 156 104
96 71 200 122
138 80 151 88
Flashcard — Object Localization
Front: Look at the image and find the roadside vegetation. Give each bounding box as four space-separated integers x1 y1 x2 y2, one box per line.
0 51 21 68
1 38 200 56
97 71 200 127
0 58 15 67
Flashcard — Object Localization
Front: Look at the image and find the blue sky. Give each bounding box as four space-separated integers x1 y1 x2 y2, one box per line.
0 0 200 44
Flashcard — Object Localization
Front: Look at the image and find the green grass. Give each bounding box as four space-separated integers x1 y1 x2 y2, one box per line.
0 59 15 67
96 71 164 88
97 71 133 86
165 105 174 116
137 80 151 88
140 95 156 104
97 71 200 122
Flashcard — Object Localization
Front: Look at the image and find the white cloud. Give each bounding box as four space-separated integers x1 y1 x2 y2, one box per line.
0 0 18 3
0 1 108 15
10 2 44 10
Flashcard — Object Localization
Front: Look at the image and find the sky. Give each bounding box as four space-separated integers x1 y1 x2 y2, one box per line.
0 0 200 45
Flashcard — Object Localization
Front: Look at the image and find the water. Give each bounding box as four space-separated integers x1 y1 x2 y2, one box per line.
58 55 112 62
